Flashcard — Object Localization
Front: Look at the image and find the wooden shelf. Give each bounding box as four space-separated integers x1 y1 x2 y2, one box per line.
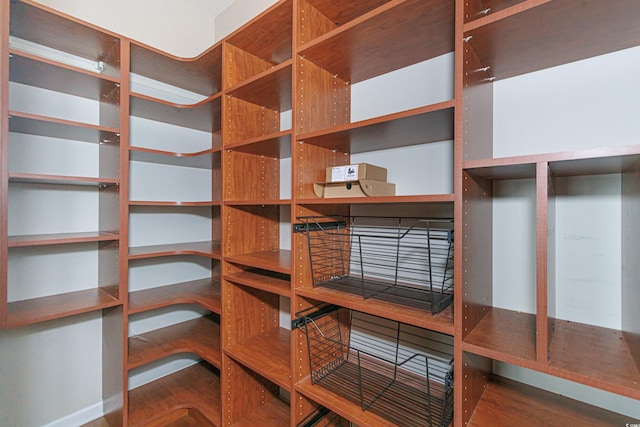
463 145 640 176
4 288 120 328
548 318 640 399
297 194 454 205
224 270 290 297
8 173 119 186
128 362 221 427
296 377 398 427
296 285 454 335
226 62 292 112
129 146 220 169
225 249 291 275
467 375 637 426
128 241 221 260
128 315 221 370
230 398 290 427
224 131 291 158
129 278 221 315
462 307 537 364
463 0 527 24
463 0 640 80
297 103 454 153
9 51 120 101
298 0 454 84
8 231 119 247
8 111 120 143
129 200 220 207
129 92 221 132
225 0 292 66
130 42 222 97
10 1 120 78
225 199 291 206
226 327 291 390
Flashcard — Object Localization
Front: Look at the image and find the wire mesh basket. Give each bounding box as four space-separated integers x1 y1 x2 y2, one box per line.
294 304 454 427
299 216 454 314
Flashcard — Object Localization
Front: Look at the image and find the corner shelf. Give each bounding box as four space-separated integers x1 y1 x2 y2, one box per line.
128 314 221 370
128 362 221 427
8 111 120 142
128 278 221 315
225 249 292 275
128 241 222 260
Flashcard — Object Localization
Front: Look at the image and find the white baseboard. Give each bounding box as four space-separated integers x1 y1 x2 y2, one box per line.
41 402 103 427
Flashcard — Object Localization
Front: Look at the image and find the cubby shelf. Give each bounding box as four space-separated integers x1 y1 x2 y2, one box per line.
224 270 290 297
466 375 637 426
296 194 454 205
129 201 220 207
225 327 291 390
547 319 640 399
128 315 221 370
128 362 221 427
226 61 292 111
229 398 290 427
128 241 222 260
5 288 120 328
462 307 537 364
128 278 221 315
224 131 291 157
225 249 292 275
296 286 454 335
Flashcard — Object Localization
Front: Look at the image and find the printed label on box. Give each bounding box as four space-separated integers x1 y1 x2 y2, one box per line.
331 165 359 182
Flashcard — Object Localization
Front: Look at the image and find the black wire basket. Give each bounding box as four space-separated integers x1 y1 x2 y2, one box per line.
294 304 454 427
298 216 454 314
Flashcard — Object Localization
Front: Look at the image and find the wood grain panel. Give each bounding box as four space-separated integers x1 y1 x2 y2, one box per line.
622 159 640 371
297 0 336 46
296 57 349 135
223 42 274 90
462 41 493 161
226 327 291 389
461 171 493 340
223 96 280 145
223 150 280 201
223 356 282 425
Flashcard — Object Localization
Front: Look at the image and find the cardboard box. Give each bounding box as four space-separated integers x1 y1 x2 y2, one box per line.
314 179 396 198
325 163 387 183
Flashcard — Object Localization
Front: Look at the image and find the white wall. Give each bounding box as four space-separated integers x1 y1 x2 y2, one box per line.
32 0 235 57
214 0 278 40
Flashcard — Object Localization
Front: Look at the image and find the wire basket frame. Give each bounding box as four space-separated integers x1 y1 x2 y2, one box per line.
295 305 454 427
301 216 454 314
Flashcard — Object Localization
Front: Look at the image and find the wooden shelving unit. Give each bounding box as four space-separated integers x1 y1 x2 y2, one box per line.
126 33 224 426
2 0 640 426
459 0 640 424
